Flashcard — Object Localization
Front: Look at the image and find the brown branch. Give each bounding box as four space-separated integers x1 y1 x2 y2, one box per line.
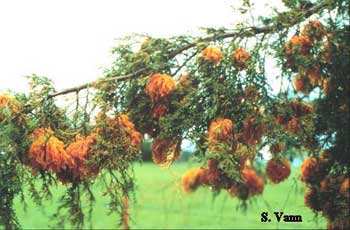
48 68 148 98
48 2 328 99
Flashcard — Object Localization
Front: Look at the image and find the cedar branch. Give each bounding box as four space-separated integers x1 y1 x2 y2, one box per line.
48 2 328 99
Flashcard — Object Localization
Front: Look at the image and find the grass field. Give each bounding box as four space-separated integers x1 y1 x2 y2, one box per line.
14 162 327 229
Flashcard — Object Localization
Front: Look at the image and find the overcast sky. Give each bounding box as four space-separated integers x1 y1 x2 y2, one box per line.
0 0 286 94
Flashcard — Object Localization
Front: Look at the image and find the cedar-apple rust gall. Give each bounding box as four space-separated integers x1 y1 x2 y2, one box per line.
261 211 302 223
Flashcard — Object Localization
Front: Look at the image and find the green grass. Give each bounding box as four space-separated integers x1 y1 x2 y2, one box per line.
14 162 327 229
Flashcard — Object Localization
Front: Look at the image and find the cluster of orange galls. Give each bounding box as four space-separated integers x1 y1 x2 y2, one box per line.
209 115 267 151
144 45 252 165
180 90 299 198
146 73 176 119
28 114 142 184
145 72 189 165
29 128 75 174
285 20 334 96
201 46 251 70
56 133 98 184
181 161 264 201
300 152 349 230
181 117 266 200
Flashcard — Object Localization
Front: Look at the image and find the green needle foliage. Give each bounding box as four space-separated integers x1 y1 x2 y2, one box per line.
0 0 349 229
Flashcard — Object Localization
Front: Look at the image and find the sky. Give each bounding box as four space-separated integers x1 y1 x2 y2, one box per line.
0 0 286 94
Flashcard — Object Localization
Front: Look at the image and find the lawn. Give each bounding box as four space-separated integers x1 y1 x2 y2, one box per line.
14 162 327 229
